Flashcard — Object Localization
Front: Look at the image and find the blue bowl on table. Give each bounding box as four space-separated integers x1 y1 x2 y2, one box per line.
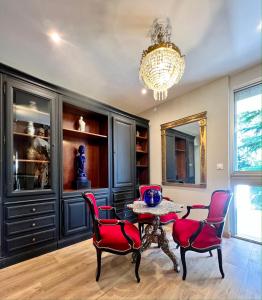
144 189 162 207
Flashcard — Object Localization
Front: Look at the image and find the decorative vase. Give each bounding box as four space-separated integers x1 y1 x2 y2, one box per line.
26 121 35 136
78 116 86 132
144 189 162 207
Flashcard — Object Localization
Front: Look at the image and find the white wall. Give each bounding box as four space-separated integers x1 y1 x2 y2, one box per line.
141 76 230 221
140 64 261 226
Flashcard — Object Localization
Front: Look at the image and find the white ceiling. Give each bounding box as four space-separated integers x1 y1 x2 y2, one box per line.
0 0 261 114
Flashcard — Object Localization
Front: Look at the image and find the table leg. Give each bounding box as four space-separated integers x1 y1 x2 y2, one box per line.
133 217 180 272
132 218 159 263
158 225 180 272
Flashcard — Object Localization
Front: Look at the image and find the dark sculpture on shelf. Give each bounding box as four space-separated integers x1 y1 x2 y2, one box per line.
75 145 91 189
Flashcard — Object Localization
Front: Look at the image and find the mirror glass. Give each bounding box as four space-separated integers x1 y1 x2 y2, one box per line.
161 112 207 188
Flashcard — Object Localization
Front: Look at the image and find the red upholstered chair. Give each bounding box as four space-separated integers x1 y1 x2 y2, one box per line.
137 184 179 238
82 192 142 282
172 190 232 280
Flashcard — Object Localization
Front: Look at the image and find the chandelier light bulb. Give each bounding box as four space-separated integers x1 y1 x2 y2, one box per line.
139 18 185 101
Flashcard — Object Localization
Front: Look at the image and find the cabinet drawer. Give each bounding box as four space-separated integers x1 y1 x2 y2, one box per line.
6 202 55 219
6 215 55 236
6 228 56 252
113 191 134 202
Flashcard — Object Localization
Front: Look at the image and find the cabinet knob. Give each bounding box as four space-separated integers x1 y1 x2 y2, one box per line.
32 208 36 212
32 223 36 227
32 237 36 242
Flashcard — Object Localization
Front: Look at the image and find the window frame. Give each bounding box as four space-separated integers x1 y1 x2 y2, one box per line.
230 79 262 178
230 77 262 242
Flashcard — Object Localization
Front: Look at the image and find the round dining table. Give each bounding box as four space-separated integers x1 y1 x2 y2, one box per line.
127 199 183 272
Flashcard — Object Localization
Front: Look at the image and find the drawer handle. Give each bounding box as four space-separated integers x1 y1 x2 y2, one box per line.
32 208 37 212
32 237 36 242
32 223 36 227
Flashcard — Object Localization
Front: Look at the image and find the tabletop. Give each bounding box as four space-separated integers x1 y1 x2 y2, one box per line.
127 199 183 216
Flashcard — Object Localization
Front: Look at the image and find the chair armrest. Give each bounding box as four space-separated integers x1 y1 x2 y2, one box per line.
98 205 115 211
98 219 119 225
189 221 205 245
205 217 224 225
191 204 209 209
98 219 137 249
182 204 209 219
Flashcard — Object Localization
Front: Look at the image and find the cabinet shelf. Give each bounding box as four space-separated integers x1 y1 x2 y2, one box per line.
136 165 148 168
175 148 186 152
136 150 148 154
14 159 50 163
63 128 108 139
14 132 49 140
136 135 148 140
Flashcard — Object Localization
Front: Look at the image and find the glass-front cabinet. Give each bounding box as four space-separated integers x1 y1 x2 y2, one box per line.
6 77 57 195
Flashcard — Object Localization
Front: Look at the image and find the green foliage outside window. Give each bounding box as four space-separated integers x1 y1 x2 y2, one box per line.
250 186 262 211
237 109 262 171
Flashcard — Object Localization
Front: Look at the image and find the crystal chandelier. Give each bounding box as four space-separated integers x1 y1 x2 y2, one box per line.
139 18 185 101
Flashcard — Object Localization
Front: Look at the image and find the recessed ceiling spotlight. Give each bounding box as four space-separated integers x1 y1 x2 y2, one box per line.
257 21 262 32
141 88 147 95
49 32 61 43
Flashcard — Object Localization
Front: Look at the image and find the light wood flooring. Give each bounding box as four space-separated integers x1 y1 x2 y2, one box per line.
0 225 261 300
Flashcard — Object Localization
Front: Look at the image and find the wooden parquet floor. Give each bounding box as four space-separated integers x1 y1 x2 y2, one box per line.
0 225 261 300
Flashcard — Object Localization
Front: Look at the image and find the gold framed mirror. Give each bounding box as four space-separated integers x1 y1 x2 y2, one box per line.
161 111 207 188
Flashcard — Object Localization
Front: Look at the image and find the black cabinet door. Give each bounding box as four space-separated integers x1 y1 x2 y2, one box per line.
63 197 89 236
113 190 136 222
5 76 58 197
112 116 135 188
187 140 195 183
166 130 176 181
63 192 109 236
0 74 3 257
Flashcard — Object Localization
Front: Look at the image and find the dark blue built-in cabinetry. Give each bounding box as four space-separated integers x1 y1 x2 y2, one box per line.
0 64 149 267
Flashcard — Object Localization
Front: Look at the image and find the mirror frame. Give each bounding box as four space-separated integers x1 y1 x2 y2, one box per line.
161 111 207 188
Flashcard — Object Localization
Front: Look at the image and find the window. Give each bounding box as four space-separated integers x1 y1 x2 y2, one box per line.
233 184 262 243
234 83 262 172
231 82 262 244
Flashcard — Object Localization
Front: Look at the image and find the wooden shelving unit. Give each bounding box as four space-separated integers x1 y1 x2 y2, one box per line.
62 103 108 191
14 159 50 163
14 132 49 140
135 125 149 186
63 128 107 139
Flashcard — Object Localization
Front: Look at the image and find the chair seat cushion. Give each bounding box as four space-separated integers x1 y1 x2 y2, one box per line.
94 221 141 252
172 219 221 249
160 212 178 224
138 212 178 224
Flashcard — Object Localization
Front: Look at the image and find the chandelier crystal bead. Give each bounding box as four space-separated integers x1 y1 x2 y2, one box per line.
139 18 185 101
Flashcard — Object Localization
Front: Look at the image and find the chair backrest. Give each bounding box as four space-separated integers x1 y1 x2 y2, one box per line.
82 192 100 239
139 184 162 201
207 190 233 237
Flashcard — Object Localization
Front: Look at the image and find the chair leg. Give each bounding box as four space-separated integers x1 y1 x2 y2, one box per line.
180 248 187 280
96 248 102 281
138 223 143 240
135 250 141 283
209 250 213 257
217 248 224 278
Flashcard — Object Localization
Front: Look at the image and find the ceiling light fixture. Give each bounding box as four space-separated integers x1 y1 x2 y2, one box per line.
141 88 147 95
139 18 185 101
49 32 61 43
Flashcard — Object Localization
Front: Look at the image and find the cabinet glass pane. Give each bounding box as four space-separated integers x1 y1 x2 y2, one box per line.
13 89 51 191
